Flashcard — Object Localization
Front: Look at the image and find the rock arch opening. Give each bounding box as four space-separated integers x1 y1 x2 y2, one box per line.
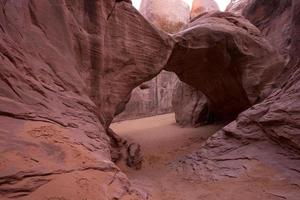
113 0 227 126
112 0 282 127
108 3 284 198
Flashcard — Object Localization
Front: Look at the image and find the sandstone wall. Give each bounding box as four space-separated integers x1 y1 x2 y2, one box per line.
0 0 173 199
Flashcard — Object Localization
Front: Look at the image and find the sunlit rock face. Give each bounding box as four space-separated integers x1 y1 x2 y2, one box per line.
191 0 219 19
140 0 190 33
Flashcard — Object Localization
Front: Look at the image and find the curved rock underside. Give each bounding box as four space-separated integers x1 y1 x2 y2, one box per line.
172 0 219 127
166 12 283 119
173 0 284 126
0 0 299 199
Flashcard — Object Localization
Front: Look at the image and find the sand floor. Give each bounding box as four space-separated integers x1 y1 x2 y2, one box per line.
111 113 222 170
111 113 300 200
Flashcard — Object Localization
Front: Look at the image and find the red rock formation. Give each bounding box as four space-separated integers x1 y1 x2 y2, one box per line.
191 0 220 19
173 1 300 197
0 0 299 199
173 1 287 127
166 12 283 120
0 0 172 199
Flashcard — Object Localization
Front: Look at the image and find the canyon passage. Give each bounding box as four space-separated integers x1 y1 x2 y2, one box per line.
0 0 300 200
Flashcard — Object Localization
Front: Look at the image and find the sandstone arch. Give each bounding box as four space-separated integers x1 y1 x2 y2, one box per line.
0 0 298 199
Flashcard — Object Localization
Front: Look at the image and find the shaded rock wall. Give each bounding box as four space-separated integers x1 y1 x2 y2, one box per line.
173 1 218 127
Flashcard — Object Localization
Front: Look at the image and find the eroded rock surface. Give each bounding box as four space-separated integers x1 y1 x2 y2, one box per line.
227 0 295 81
227 0 293 64
0 0 172 199
172 1 300 198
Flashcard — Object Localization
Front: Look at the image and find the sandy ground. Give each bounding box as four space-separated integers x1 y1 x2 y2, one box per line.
111 113 300 200
111 113 222 169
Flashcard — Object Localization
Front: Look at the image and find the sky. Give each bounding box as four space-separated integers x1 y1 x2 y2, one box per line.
132 0 231 11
